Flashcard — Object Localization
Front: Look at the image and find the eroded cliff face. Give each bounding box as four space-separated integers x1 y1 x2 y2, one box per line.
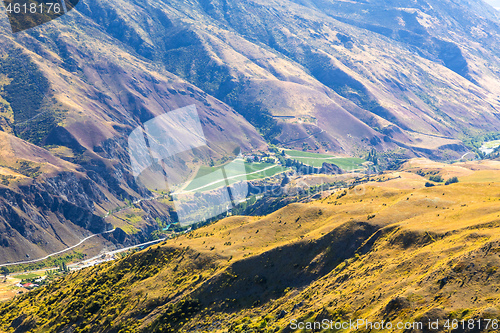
0 165 179 263
0 171 112 262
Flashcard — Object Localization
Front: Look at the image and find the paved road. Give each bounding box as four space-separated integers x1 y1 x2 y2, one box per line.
0 161 279 269
69 237 169 269
461 152 476 160
0 229 117 268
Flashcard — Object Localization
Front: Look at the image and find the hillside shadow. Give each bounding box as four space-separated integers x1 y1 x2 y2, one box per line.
193 220 382 311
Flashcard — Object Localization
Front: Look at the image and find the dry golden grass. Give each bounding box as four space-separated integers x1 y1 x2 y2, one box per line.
2 159 500 332
160 159 500 331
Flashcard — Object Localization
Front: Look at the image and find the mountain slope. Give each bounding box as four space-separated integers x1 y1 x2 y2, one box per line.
1 0 500 260
69 0 500 155
1 160 500 332
4 0 500 158
0 10 268 262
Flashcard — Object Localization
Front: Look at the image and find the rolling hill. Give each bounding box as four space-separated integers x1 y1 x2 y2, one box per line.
1 0 500 262
1 159 500 332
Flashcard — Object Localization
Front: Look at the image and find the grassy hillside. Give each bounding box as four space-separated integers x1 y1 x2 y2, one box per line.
2 0 500 261
1 160 500 332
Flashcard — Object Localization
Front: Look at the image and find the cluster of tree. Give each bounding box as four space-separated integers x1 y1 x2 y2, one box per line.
384 156 408 171
0 252 85 274
275 156 320 175
486 145 500 160
59 262 70 273
425 177 459 187
268 145 282 155
366 149 379 165
231 196 258 216
155 217 169 230
462 131 500 158
445 177 459 185
0 267 9 276
429 175 443 183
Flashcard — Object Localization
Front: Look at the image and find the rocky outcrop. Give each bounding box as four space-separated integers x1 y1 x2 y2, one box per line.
0 174 113 263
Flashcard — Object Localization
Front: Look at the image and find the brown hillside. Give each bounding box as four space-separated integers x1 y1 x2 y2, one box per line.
1 160 500 332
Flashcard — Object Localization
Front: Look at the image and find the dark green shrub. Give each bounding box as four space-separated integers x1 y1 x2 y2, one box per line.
429 175 443 182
